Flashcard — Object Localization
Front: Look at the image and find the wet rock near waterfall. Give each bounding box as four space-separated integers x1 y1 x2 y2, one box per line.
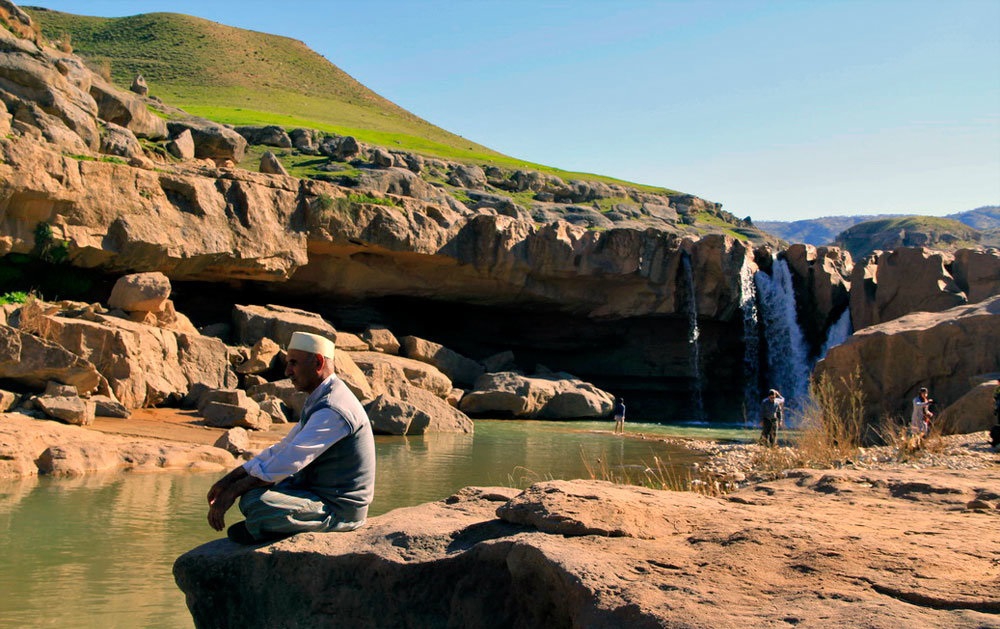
817 296 1000 429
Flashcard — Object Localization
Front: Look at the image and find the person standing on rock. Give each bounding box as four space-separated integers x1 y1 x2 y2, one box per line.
613 397 626 434
207 331 376 544
911 387 933 437
759 389 784 447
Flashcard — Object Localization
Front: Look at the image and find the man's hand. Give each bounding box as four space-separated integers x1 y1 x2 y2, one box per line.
206 465 250 531
208 486 238 531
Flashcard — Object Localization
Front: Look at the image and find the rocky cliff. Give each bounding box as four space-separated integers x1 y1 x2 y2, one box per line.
0 2 998 420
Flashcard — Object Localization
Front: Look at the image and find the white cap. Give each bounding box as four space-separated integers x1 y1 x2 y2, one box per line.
288 331 335 359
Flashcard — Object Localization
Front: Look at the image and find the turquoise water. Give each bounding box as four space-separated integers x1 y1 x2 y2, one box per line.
0 420 745 628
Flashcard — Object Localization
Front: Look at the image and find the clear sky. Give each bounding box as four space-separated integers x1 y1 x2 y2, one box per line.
30 1 1000 222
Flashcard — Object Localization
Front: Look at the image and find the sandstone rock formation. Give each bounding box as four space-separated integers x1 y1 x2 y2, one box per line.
400 335 484 387
815 295 1000 427
0 412 232 479
0 322 101 393
175 473 1000 628
936 377 1000 435
21 302 236 409
460 371 614 419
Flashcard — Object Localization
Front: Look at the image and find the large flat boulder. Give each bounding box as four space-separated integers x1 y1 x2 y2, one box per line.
816 295 1000 427
0 412 232 479
174 471 999 627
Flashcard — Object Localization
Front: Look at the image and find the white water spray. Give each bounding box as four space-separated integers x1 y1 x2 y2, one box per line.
818 308 852 361
754 258 811 418
739 260 760 425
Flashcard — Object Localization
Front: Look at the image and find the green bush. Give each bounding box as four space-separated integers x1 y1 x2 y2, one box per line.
0 291 28 305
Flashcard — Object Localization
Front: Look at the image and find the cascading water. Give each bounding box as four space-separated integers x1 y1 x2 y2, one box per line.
818 308 852 361
681 254 705 422
739 261 760 425
754 258 811 420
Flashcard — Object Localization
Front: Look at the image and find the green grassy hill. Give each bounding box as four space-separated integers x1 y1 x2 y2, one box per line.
23 6 672 192
833 216 990 259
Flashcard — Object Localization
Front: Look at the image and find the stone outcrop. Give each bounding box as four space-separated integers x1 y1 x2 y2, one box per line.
936 377 1000 435
353 351 453 399
952 248 1000 303
174 472 999 628
166 118 247 162
849 247 968 330
815 295 1000 427
21 301 236 409
460 371 614 419
108 271 171 312
401 335 484 387
232 304 336 348
365 382 473 435
0 412 232 479
0 322 102 393
784 244 853 344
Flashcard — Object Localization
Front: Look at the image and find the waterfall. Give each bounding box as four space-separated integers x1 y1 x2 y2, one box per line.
754 258 811 419
681 254 705 422
739 261 760 426
818 308 852 361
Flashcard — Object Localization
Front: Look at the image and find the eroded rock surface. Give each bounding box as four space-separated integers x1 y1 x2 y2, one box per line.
174 474 1000 628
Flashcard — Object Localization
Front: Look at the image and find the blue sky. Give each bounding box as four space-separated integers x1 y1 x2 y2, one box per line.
31 1 1000 222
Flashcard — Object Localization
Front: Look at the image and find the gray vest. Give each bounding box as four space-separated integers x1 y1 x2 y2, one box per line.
293 375 376 522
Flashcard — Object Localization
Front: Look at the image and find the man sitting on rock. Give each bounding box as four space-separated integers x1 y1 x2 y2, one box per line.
207 331 376 544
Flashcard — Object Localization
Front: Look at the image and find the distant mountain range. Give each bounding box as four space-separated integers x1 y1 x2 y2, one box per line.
757 206 1000 247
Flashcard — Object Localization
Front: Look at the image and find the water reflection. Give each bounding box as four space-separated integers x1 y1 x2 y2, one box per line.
0 420 713 628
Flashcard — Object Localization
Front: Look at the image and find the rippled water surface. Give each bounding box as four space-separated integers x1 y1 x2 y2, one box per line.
0 420 741 628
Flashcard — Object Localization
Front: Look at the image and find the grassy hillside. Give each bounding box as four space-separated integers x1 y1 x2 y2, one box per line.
755 215 903 246
759 207 999 246
23 6 674 193
833 216 988 259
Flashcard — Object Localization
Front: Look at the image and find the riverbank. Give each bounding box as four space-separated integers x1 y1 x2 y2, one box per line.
176 448 1000 628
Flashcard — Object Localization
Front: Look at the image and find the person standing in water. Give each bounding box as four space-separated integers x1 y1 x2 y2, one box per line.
613 397 626 434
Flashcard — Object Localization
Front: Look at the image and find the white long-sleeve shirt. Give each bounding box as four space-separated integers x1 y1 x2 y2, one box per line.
243 381 352 483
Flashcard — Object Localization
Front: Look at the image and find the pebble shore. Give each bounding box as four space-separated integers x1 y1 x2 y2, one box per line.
661 431 999 491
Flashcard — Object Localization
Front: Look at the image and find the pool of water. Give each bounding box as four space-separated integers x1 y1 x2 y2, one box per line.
0 420 743 628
